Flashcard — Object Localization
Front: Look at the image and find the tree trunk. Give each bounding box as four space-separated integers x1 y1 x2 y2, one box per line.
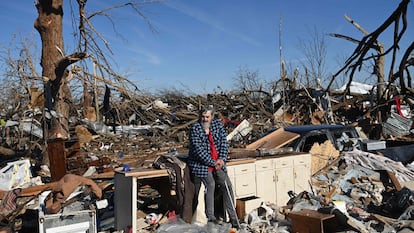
376 46 386 121
34 0 70 139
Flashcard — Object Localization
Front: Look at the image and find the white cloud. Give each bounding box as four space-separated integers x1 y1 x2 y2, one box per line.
165 1 260 46
103 33 161 66
134 48 161 65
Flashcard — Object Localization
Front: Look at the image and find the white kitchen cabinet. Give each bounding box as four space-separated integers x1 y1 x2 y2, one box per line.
228 162 256 198
292 154 312 192
274 157 295 206
255 153 312 206
255 159 276 203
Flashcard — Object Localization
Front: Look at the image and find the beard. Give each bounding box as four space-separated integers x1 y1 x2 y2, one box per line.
202 122 210 129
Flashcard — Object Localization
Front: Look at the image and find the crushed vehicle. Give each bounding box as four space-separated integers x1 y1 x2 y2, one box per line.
279 124 414 166
258 124 383 153
282 124 363 153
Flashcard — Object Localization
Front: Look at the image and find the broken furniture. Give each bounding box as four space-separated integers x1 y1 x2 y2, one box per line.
227 154 311 215
288 209 336 233
114 167 169 233
236 196 263 220
47 138 81 181
243 126 313 205
38 209 97 233
192 158 257 224
224 159 257 223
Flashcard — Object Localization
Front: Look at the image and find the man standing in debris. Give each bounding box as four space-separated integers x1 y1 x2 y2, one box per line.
187 105 238 228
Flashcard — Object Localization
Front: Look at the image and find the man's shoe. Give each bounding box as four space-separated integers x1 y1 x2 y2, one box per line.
230 220 240 229
208 219 223 225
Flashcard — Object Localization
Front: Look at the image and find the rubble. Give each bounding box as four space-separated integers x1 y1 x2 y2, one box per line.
0 0 412 230
0 85 413 232
0 47 414 232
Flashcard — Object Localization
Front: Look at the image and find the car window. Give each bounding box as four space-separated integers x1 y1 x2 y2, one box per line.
299 133 329 152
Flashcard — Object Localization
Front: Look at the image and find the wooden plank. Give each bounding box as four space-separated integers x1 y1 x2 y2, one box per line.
47 139 67 181
117 168 169 178
0 182 58 199
324 186 337 204
85 171 115 179
246 128 299 149
387 170 402 191
20 182 58 196
370 214 397 228
228 148 260 159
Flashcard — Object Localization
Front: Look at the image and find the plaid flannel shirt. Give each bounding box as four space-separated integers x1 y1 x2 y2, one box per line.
187 118 229 178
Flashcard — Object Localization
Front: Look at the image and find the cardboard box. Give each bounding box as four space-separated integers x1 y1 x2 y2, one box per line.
236 196 263 220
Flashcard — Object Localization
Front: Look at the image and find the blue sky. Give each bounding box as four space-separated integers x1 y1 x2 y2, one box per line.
1 0 413 94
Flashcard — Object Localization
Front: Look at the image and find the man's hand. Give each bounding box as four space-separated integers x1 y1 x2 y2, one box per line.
215 159 225 170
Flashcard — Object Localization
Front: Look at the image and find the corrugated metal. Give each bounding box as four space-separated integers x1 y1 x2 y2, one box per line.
382 112 413 136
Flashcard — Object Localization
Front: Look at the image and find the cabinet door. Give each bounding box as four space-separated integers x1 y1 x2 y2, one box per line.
275 166 294 206
227 166 236 205
293 154 312 192
234 172 256 198
255 159 275 203
231 163 256 198
256 169 276 204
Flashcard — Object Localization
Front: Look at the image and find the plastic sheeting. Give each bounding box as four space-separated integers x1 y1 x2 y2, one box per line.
0 159 32 190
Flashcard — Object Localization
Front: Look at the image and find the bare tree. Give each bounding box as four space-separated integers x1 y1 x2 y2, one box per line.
326 0 412 98
0 35 41 115
233 66 263 93
33 0 160 140
329 14 386 106
297 26 328 88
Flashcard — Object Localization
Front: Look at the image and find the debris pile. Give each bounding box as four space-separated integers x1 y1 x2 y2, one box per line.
226 150 414 233
0 83 413 232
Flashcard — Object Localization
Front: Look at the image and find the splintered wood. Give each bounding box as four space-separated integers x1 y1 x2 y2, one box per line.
309 140 340 175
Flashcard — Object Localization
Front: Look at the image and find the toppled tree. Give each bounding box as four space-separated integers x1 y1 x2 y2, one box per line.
326 0 413 122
